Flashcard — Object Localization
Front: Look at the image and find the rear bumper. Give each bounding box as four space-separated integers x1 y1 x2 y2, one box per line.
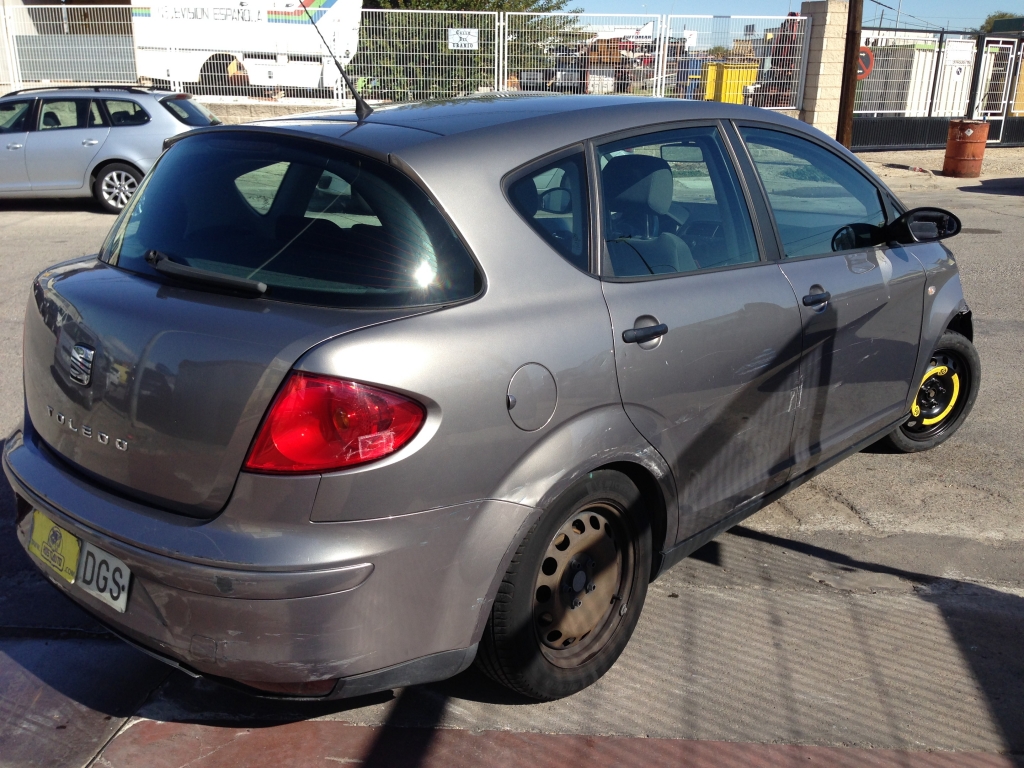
4 427 533 697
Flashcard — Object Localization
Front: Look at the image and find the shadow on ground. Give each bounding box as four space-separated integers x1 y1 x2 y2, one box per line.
0 198 108 214
958 178 1024 196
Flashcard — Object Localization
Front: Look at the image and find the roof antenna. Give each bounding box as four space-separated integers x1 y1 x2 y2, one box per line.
301 3 373 121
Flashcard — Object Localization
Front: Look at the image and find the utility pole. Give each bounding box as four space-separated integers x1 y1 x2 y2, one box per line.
836 0 865 147
894 0 903 29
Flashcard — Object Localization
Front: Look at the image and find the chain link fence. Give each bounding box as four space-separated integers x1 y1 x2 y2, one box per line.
0 6 807 111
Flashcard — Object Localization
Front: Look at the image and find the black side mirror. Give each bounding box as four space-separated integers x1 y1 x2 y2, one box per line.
888 207 961 245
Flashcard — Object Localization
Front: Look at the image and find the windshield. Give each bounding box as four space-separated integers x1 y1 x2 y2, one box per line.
160 95 221 126
101 132 482 309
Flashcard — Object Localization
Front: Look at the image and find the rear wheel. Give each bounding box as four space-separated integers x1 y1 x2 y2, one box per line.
476 471 651 700
885 330 980 453
92 163 142 214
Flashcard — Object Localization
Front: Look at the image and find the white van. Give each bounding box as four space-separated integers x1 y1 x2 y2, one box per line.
130 0 362 91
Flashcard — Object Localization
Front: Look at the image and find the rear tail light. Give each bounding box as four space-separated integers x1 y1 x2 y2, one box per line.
244 372 426 474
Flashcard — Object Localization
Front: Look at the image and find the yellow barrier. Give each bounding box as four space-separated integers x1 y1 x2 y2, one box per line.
702 62 759 105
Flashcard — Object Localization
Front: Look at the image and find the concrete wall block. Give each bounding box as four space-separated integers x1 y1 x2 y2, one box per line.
798 0 848 136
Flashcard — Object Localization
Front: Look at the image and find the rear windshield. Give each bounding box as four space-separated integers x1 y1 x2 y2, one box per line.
101 132 481 308
160 95 221 126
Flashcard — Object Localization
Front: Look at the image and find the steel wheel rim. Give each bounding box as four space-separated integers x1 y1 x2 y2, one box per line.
101 171 138 209
532 501 634 668
902 348 969 440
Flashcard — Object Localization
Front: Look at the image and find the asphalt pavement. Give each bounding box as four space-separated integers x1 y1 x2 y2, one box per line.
0 151 1022 768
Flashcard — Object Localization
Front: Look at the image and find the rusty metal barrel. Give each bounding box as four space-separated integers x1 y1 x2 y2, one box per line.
942 120 990 178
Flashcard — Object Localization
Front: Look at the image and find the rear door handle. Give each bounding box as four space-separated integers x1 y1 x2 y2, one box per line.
802 291 831 307
6 143 23 150
622 324 668 344
82 139 99 146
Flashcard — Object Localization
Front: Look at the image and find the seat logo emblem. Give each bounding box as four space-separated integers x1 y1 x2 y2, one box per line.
69 345 94 387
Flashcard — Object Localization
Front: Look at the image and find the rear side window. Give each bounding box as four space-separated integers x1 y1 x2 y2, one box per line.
0 101 32 133
161 95 221 126
104 99 149 126
39 99 98 130
507 152 590 272
740 127 887 258
103 133 481 309
597 126 759 277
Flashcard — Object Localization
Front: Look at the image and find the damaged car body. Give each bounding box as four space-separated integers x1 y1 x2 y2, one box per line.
5 95 978 701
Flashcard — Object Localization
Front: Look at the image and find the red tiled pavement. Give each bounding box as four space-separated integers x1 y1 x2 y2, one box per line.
98 720 1019 768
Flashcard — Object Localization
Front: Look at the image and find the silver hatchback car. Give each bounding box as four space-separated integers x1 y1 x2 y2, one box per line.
5 95 979 701
0 85 219 213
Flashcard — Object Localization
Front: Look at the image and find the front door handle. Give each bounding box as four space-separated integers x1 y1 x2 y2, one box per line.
6 143 23 150
802 291 831 307
622 324 668 344
82 139 99 146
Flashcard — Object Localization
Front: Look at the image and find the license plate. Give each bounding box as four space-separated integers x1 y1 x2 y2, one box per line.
29 510 132 613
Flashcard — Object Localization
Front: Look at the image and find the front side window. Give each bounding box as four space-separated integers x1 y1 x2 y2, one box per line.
507 152 589 272
38 99 96 130
740 127 887 258
597 126 759 278
103 133 481 309
104 99 149 126
0 101 31 133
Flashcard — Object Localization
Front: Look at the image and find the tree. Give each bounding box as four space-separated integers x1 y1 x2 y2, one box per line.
976 11 1019 33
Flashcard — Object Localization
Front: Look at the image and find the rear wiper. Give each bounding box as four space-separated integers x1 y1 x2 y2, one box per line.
145 250 267 297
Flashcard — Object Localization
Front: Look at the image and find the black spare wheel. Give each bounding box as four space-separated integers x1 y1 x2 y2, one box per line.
886 330 980 452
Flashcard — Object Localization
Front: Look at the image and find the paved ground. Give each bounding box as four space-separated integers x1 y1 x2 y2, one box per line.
0 150 1022 767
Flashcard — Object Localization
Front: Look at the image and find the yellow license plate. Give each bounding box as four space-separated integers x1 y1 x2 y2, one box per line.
28 510 81 584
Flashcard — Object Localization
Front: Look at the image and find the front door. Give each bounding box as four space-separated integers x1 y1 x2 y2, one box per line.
26 98 109 190
597 124 803 542
737 125 925 474
0 100 33 192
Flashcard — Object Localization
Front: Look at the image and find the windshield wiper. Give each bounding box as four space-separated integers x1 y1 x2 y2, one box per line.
145 250 267 297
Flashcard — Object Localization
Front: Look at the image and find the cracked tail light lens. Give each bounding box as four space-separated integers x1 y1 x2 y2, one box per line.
244 372 426 474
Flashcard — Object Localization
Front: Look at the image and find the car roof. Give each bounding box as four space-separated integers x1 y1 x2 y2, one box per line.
1 86 173 101
236 93 836 170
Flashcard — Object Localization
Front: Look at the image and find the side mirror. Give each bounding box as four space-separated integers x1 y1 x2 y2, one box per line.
540 188 572 214
888 207 961 244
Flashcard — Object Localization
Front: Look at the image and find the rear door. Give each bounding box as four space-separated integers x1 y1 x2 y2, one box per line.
0 99 33 192
736 124 925 474
596 123 803 542
26 98 109 190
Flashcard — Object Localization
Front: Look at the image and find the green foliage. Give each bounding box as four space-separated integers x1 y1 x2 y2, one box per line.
976 11 1019 33
707 45 730 58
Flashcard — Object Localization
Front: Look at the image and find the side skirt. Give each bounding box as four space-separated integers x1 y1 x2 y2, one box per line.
653 414 906 579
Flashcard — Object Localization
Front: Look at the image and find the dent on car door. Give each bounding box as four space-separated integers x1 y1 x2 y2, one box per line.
737 125 925 474
26 98 110 190
595 124 803 542
0 100 33 192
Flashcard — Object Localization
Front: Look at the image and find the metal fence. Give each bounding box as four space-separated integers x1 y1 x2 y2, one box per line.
852 28 1024 148
0 6 808 111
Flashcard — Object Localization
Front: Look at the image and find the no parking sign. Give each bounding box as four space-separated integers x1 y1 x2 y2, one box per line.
857 46 874 80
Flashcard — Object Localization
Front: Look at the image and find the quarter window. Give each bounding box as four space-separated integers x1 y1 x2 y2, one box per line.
507 152 589 272
104 99 149 126
596 126 759 277
739 127 887 258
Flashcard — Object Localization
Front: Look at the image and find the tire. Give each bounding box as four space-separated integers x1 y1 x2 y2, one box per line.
93 163 142 214
884 330 980 453
476 470 652 701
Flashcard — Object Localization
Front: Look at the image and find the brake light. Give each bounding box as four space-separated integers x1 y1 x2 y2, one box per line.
244 372 426 474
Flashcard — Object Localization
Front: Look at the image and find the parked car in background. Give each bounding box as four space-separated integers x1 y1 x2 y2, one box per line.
5 95 979 704
0 86 219 213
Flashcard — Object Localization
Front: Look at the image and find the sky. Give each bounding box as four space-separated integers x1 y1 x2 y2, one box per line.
576 0 1021 32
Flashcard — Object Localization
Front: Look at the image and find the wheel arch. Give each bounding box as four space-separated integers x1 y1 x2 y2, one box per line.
946 308 973 342
90 158 144 187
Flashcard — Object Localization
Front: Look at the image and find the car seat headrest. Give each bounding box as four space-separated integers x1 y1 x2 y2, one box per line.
42 112 61 128
602 154 674 215
511 179 539 218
